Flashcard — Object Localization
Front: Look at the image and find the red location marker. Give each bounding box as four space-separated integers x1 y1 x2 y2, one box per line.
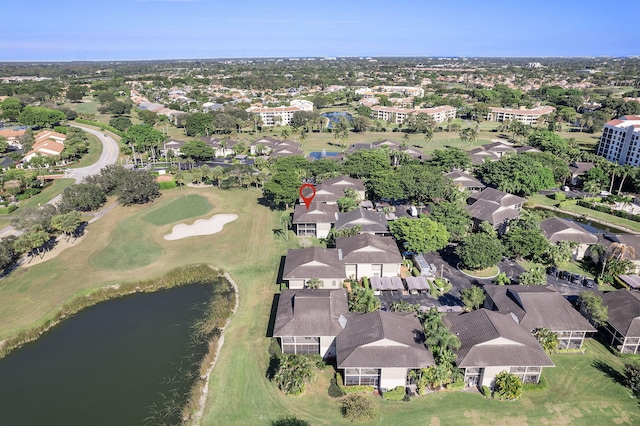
299 183 316 210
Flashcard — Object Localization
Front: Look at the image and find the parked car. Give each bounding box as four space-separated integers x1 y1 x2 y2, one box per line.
583 279 596 288
570 274 582 284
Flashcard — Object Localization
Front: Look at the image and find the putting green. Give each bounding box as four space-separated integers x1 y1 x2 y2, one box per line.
89 219 164 270
142 194 212 226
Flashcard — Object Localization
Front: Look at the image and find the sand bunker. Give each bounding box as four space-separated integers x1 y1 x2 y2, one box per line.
164 214 238 240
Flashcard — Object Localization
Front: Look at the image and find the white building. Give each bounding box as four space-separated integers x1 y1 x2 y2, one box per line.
596 115 640 166
370 105 456 124
290 99 314 112
246 105 301 126
486 106 555 125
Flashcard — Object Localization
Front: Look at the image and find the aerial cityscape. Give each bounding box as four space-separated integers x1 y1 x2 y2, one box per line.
0 1 639 425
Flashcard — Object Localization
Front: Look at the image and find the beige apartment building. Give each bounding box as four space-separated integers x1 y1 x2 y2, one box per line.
370 105 456 124
486 105 555 125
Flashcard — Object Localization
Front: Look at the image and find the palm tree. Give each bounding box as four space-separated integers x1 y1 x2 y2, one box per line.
617 165 636 195
610 242 636 261
211 166 225 188
424 127 434 145
533 327 559 353
200 165 211 185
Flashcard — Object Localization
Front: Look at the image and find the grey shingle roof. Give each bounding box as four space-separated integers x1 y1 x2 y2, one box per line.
273 289 349 337
467 200 520 226
320 175 365 192
336 311 435 368
539 217 598 244
335 208 388 234
282 247 345 280
601 289 640 338
443 309 554 368
469 188 527 207
336 234 402 264
484 285 596 333
292 202 338 225
445 171 486 190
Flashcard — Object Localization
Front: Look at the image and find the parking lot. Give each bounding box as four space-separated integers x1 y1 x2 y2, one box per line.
378 245 597 311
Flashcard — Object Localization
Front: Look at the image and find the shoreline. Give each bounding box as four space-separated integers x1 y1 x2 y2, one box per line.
0 265 226 359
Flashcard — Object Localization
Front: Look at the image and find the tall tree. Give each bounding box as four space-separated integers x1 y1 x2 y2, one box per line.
389 216 449 253
460 286 486 312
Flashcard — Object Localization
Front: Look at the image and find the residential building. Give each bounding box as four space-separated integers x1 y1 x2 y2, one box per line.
282 247 346 289
568 162 595 186
603 234 640 273
336 234 402 280
246 104 304 126
335 208 388 236
486 106 555 125
0 129 25 148
539 217 598 260
370 105 456 125
467 188 526 232
292 202 338 238
596 116 640 166
445 171 486 193
336 310 434 390
273 289 349 358
443 309 554 388
23 130 66 162
600 289 640 354
483 285 596 349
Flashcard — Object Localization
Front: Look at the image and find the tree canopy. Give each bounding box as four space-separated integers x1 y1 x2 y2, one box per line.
389 215 449 254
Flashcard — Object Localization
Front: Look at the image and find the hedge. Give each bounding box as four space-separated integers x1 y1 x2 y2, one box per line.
336 373 375 394
74 119 124 137
0 205 17 214
382 386 406 401
576 200 640 223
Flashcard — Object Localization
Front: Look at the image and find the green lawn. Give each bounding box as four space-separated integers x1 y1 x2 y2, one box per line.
15 178 75 210
67 133 103 169
142 194 212 226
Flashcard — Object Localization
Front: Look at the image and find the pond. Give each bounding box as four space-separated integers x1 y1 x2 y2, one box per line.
321 111 353 129
309 150 340 160
0 284 214 426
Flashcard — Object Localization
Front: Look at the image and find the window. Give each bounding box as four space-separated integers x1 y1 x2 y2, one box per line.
281 336 320 355
343 368 380 386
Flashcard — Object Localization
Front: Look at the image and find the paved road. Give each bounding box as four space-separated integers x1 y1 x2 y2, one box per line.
66 124 120 182
0 125 120 238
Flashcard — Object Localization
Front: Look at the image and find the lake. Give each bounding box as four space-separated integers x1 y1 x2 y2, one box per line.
0 284 214 426
321 111 353 129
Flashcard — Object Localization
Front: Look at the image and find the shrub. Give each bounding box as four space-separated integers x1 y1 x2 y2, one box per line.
482 385 492 398
412 267 420 277
494 371 523 400
336 373 375 394
382 386 406 401
270 416 310 426
522 375 548 392
340 395 376 422
328 378 346 398
159 180 177 190
0 205 17 215
446 379 465 391
554 192 566 201
624 363 640 397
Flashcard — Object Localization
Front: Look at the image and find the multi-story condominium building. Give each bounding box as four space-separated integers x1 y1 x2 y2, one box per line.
596 116 640 166
486 106 555 125
356 86 425 98
246 105 302 126
370 105 456 124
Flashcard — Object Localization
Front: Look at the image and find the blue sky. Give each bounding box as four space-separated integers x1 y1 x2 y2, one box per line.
2 0 638 61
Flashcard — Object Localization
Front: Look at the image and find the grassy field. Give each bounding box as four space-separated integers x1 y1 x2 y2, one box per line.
0 185 638 424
